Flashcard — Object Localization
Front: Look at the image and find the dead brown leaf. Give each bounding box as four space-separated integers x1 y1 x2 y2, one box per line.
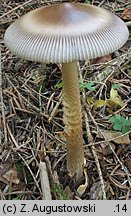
3 168 20 185
121 8 131 20
88 181 105 200
97 130 130 145
90 55 112 65
99 142 115 156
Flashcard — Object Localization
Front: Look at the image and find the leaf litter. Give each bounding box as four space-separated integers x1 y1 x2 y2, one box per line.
0 0 131 200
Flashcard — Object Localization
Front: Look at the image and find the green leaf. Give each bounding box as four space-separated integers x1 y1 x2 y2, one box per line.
124 119 131 126
110 89 124 107
79 79 84 88
93 100 107 110
122 126 131 134
85 0 91 3
109 116 117 124
111 114 126 124
117 115 127 125
112 83 121 89
113 124 122 131
79 80 95 91
55 81 63 89
109 114 131 134
84 82 96 91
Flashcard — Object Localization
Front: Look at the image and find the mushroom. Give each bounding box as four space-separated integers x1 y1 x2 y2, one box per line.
4 3 129 180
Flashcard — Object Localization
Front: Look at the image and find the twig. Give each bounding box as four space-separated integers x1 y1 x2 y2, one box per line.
126 21 131 27
91 145 107 198
108 144 131 188
98 0 106 7
48 91 62 122
18 153 42 194
4 74 48 118
52 153 66 171
39 161 52 200
4 191 39 196
0 47 2 149
0 0 34 19
6 123 19 149
0 47 8 145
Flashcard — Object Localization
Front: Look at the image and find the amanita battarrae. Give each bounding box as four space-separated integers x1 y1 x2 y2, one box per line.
4 3 129 180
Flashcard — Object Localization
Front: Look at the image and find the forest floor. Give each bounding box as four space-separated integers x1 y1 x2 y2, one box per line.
0 0 131 200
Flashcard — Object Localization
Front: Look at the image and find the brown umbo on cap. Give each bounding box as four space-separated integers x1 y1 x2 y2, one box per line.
4 3 129 63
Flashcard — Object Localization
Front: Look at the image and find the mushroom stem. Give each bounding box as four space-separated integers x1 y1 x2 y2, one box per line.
62 62 84 180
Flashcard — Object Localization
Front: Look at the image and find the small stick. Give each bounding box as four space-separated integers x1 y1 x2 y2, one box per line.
0 0 34 19
0 48 8 144
39 161 52 200
98 0 106 7
6 123 19 149
126 21 131 27
18 153 42 193
4 191 39 196
48 91 63 122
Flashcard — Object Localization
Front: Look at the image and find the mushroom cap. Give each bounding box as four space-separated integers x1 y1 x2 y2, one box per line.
4 3 129 63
